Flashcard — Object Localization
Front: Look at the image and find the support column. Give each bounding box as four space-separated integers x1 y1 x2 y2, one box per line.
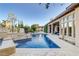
59 21 61 36
48 25 51 33
48 25 50 33
54 25 58 33
51 23 53 34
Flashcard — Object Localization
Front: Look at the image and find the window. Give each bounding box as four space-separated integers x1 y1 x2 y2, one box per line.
69 21 73 27
68 22 72 36
68 13 75 37
68 14 74 21
60 23 63 28
68 26 72 36
64 23 67 35
64 23 67 27
60 19 63 24
64 17 67 23
64 28 67 35
60 13 75 37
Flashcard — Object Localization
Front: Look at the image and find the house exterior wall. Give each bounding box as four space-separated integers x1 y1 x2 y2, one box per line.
38 26 44 32
47 5 79 47
59 11 75 44
75 7 79 47
36 26 44 32
5 21 12 30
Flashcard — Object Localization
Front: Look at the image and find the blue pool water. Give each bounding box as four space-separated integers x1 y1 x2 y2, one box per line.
15 33 60 48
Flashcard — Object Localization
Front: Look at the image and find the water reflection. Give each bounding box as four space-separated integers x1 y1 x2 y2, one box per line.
16 33 49 48
32 34 44 43
15 33 59 48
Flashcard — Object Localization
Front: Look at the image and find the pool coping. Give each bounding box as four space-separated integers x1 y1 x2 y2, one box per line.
12 33 79 56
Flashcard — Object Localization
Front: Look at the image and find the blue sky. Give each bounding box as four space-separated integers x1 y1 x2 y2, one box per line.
0 3 70 26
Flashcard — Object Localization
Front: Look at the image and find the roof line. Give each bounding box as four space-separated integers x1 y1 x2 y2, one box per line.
46 3 79 25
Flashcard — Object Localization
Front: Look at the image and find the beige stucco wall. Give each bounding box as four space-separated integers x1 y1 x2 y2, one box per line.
59 7 79 46
61 11 75 44
48 6 79 46
5 21 12 30
75 7 79 47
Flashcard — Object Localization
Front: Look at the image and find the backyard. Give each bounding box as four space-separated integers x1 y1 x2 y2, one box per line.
0 3 79 56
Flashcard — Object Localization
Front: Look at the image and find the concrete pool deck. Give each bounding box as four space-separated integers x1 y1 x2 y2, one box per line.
12 34 79 56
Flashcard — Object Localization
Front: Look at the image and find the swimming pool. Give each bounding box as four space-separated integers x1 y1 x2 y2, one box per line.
15 33 60 48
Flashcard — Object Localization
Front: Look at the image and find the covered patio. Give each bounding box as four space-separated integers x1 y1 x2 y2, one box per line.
48 20 60 35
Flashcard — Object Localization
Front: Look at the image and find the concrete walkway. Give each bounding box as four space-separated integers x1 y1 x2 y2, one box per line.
12 34 79 56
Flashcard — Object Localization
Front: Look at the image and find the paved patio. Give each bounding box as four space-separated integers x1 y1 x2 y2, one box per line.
12 34 79 56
